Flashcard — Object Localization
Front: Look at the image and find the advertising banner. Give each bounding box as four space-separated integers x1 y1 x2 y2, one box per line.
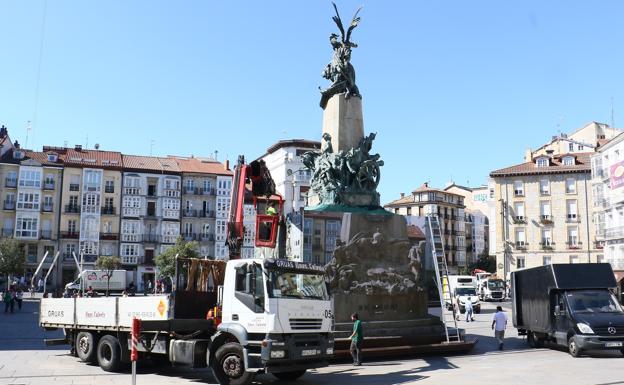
610 160 624 189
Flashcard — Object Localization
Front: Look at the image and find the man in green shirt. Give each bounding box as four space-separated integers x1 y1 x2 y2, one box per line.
349 312 363 366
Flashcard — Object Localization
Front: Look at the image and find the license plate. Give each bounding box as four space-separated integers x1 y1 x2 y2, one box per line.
301 349 318 356
605 342 623 348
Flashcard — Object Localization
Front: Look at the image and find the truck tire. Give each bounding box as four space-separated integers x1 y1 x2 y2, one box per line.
273 369 307 381
527 331 543 348
76 331 97 363
97 335 122 372
568 335 582 357
212 342 255 385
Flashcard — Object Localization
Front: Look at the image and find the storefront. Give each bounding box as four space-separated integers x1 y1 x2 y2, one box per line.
137 265 158 293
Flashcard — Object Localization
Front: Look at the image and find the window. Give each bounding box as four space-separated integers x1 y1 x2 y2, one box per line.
540 201 551 218
578 144 583 151
563 156 575 166
516 256 525 269
568 227 579 246
202 224 211 235
65 243 77 256
68 220 77 233
566 200 577 220
569 142 574 152
122 244 140 256
203 180 212 191
184 222 193 235
164 178 180 190
543 256 552 265
539 179 550 195
569 255 579 264
513 202 525 220
566 178 576 194
541 229 552 245
104 197 113 208
17 192 40 210
15 216 38 238
513 181 524 196
102 221 112 234
515 228 526 245
69 195 79 207
536 157 549 167
43 195 53 209
18 169 41 188
44 174 54 186
105 179 114 193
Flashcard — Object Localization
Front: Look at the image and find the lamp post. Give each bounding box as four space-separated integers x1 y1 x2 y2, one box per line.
499 198 509 279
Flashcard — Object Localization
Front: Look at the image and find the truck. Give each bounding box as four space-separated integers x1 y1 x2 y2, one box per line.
512 263 624 357
41 257 334 384
446 275 480 314
477 276 506 301
65 270 128 293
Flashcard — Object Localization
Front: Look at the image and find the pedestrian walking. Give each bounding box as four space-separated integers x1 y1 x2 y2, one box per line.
37 277 44 293
349 312 363 366
147 280 153 295
454 295 461 321
3 290 13 313
492 305 508 350
465 299 474 322
15 289 23 310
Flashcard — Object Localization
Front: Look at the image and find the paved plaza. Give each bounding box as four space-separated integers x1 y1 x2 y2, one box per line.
0 300 622 385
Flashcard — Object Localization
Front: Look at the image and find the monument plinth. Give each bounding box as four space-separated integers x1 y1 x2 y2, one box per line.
322 94 364 153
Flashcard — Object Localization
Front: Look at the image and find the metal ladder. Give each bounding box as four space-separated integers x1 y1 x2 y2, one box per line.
427 214 461 343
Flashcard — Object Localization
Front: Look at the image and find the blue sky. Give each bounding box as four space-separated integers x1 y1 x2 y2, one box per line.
1 1 623 203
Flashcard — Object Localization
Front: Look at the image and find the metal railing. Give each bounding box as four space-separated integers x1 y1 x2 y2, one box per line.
183 209 198 217
100 233 118 240
60 231 80 239
69 183 80 191
101 206 116 215
64 204 80 213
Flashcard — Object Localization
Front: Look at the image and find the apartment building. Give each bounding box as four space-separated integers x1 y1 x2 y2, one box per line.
120 155 181 290
591 132 624 274
0 139 63 284
53 145 123 284
171 156 233 259
528 122 620 161
302 211 342 265
385 182 466 272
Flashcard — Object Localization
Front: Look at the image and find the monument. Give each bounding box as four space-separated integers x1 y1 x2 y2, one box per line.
303 4 451 350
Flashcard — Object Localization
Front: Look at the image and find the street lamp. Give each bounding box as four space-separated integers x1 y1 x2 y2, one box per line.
498 198 509 279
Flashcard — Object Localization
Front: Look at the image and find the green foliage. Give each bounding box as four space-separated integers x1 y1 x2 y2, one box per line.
95 256 122 296
0 238 25 278
155 237 200 280
468 254 496 273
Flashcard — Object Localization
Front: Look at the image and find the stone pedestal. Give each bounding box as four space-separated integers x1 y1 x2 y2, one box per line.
322 94 364 152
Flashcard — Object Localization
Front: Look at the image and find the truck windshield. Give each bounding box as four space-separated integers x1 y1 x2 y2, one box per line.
456 288 476 296
488 280 505 290
267 271 329 300
567 291 624 314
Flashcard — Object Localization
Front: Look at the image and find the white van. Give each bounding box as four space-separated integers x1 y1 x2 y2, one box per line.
65 270 127 293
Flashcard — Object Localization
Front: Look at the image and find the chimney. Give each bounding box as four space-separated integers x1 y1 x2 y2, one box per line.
400 192 405 198
224 159 230 170
524 148 533 162
0 125 7 138
423 182 428 188
13 140 20 149
75 144 82 151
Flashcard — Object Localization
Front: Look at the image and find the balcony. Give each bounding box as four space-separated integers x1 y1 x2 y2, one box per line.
200 187 216 196
512 216 527 224
540 241 555 250
121 234 142 243
121 256 139 265
162 235 178 244
40 230 52 240
540 215 553 224
5 178 17 188
184 186 197 195
3 200 15 210
105 185 115 194
100 232 118 240
198 210 216 218
143 233 160 243
83 255 97 263
69 183 80 191
42 203 53 212
60 231 80 239
83 183 100 192
566 241 583 250
43 181 55 190
64 204 80 213
183 209 198 218
183 233 198 241
514 241 528 250
101 206 116 215
62 253 76 262
1 228 13 237
199 233 215 242
566 214 580 223
124 187 142 195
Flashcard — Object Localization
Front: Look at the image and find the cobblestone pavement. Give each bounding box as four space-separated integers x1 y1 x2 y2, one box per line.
0 301 622 385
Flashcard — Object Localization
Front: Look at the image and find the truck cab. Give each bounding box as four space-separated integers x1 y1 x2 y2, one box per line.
455 286 481 314
479 278 505 301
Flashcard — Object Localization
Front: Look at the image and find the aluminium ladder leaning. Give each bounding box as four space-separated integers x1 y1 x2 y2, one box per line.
427 214 461 343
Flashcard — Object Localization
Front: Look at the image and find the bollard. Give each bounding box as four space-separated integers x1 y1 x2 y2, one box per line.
131 317 141 385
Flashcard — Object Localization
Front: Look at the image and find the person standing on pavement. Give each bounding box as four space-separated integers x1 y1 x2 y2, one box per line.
465 298 474 322
349 312 363 366
15 289 23 311
37 277 44 293
3 289 13 313
492 305 508 350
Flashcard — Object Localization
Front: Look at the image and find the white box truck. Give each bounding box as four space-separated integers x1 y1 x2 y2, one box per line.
41 258 334 385
65 270 127 293
445 275 481 314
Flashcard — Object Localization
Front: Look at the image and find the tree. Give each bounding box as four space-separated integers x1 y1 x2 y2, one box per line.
155 237 200 286
468 253 496 273
95 256 121 296
0 238 24 288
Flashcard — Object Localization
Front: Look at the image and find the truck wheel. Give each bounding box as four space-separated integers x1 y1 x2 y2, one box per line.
97 335 122 372
76 331 97 363
527 331 543 348
212 342 255 385
273 369 307 381
568 335 582 357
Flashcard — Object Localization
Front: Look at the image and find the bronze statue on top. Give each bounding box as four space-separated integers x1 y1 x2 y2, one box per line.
319 3 362 109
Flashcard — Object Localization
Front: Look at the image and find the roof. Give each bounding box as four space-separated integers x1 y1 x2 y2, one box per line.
412 183 464 197
444 183 473 193
265 139 320 155
122 155 180 173
42 146 122 169
170 156 233 176
0 149 64 167
406 225 426 240
490 152 592 178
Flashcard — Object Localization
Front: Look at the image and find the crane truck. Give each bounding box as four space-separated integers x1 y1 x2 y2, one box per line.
40 156 334 385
